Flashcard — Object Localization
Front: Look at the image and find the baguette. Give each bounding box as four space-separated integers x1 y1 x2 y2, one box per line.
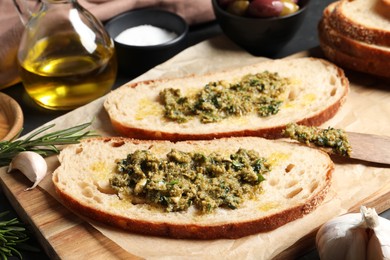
52 136 333 239
328 0 390 46
104 57 349 141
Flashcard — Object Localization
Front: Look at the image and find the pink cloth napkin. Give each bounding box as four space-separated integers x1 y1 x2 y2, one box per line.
0 0 214 88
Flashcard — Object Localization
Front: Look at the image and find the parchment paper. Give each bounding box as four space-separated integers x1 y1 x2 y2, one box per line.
35 35 390 259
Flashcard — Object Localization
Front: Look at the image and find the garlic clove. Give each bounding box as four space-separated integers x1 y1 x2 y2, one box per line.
8 151 48 191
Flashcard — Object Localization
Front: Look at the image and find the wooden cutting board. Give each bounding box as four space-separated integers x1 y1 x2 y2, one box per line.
0 170 139 259
2 155 390 259
1 39 390 259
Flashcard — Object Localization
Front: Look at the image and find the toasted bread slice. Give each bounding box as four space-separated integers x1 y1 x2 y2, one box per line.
328 0 390 46
104 57 349 141
52 137 333 239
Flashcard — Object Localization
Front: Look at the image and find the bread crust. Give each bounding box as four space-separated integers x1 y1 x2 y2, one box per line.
53 137 333 239
328 0 390 46
319 16 390 62
54 183 331 239
104 58 349 141
319 41 390 78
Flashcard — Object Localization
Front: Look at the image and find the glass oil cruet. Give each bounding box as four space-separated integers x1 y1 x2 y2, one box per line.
13 0 117 110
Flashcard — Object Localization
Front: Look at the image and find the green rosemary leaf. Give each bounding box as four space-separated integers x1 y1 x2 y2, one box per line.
0 211 40 258
0 252 7 260
0 122 98 167
8 246 22 259
22 124 56 142
0 247 11 253
0 218 19 227
3 226 26 232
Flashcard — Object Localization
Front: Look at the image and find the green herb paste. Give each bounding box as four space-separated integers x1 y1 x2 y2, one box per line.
159 71 290 123
284 123 352 157
110 149 270 213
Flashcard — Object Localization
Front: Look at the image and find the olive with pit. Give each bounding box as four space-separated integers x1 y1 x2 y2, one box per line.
280 0 300 16
247 0 284 18
218 0 300 18
226 0 250 16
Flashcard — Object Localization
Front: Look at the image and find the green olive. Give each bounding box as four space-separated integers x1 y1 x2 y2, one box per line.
280 0 299 16
226 0 250 16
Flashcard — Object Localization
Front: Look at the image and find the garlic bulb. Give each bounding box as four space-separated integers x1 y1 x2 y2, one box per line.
316 206 390 260
8 151 48 191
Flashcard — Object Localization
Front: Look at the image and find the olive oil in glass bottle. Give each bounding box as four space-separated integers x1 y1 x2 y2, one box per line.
15 0 117 110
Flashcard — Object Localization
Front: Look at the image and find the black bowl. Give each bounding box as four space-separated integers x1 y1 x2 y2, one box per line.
105 9 189 77
211 0 310 56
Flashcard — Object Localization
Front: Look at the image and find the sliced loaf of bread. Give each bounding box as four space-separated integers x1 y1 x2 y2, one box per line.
319 1 390 78
104 57 348 141
52 136 333 239
319 2 390 62
328 0 390 46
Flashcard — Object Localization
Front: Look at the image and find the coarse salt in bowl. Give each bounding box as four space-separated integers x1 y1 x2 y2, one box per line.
105 9 188 77
114 25 178 46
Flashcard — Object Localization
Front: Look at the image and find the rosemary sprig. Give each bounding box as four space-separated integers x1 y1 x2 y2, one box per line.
0 211 39 259
0 122 98 167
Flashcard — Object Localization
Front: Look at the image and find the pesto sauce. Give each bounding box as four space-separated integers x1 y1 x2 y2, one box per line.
284 123 352 157
160 71 290 123
110 149 270 213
